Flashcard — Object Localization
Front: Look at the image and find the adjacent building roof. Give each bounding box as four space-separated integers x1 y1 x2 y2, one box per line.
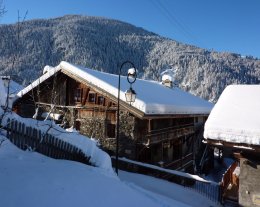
1 76 23 107
17 61 213 116
204 85 260 146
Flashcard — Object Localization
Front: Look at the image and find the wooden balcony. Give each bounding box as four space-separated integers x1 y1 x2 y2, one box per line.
142 124 195 145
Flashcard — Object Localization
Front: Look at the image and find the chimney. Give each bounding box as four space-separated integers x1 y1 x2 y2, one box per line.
162 74 173 88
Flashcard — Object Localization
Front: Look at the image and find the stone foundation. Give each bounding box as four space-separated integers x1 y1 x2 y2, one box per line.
239 158 260 207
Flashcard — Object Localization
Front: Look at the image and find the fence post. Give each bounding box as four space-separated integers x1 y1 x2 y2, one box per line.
13 120 18 147
46 134 52 157
10 119 15 143
6 118 10 139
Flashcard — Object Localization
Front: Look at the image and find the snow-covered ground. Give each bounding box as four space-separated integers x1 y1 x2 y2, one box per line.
119 170 221 207
0 137 169 207
1 110 113 173
0 136 221 207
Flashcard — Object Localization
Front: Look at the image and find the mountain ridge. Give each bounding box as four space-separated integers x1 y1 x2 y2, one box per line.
1 14 259 102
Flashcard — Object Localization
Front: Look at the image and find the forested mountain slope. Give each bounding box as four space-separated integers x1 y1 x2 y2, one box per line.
1 15 259 102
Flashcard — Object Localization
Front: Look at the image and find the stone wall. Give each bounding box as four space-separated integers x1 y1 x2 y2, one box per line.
239 158 260 207
79 117 106 139
118 111 137 159
77 110 138 160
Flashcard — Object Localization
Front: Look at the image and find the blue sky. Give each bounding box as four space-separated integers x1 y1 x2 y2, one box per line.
1 0 260 58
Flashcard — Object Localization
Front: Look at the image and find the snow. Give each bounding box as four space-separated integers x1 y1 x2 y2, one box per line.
0 111 113 174
0 136 216 207
17 61 213 115
119 170 221 207
204 85 260 145
8 80 24 95
41 112 63 121
127 67 136 76
162 74 173 82
116 157 218 185
0 136 219 207
0 137 177 207
17 65 60 98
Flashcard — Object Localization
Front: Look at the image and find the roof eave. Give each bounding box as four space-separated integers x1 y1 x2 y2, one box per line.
204 138 260 153
142 113 209 119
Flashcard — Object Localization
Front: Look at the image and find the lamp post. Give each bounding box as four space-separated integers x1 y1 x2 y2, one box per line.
116 61 137 175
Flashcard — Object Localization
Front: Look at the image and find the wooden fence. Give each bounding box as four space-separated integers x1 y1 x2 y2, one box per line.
5 118 91 166
113 157 222 204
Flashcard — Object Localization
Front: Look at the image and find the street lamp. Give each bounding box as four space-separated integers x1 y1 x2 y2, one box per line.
125 87 136 104
115 61 137 175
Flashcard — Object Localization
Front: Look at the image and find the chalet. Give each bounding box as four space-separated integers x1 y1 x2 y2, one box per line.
14 61 213 171
204 85 260 206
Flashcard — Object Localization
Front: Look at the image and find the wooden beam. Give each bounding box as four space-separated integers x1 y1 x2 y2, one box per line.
35 101 117 111
142 114 208 120
205 139 260 153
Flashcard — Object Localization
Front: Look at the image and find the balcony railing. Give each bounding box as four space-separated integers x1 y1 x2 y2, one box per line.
163 153 194 170
112 157 221 204
142 124 195 144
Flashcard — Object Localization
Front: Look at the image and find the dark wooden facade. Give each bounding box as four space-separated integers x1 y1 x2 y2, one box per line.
14 70 208 171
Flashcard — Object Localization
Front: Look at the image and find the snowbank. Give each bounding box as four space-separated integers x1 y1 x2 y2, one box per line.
1 111 114 174
119 170 220 207
0 137 180 207
117 157 218 185
204 85 260 145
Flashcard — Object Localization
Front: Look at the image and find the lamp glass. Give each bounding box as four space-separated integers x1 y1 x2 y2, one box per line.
125 88 136 103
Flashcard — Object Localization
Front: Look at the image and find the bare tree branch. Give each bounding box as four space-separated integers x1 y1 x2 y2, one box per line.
0 0 7 19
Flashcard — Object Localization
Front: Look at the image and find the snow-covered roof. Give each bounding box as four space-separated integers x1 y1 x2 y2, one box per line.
162 74 173 82
18 61 213 115
204 85 260 146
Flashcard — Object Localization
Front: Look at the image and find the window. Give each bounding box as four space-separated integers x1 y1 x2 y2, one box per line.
106 123 115 138
74 88 82 102
97 96 104 105
88 92 96 103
